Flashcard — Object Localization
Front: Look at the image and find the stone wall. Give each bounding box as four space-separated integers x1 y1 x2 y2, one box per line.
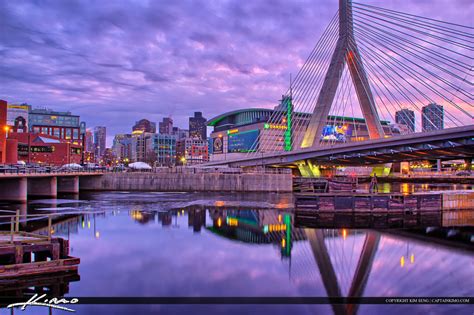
79 172 292 192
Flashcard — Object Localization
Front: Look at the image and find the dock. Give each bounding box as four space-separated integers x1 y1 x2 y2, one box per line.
0 213 80 280
295 191 474 212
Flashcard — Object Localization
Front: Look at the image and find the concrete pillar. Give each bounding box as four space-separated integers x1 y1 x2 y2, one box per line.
436 159 442 172
0 178 27 202
27 176 57 197
57 176 79 194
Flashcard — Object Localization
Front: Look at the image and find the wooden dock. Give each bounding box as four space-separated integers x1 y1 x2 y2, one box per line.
0 232 79 278
0 212 80 280
295 192 443 212
295 191 474 211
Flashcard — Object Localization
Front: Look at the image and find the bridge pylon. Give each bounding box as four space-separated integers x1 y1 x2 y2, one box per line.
301 0 384 149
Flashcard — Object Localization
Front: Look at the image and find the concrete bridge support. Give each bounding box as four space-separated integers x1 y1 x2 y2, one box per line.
57 176 79 194
27 176 57 198
0 178 27 202
297 160 321 177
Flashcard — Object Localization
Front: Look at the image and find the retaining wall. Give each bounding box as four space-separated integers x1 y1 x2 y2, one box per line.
79 172 292 192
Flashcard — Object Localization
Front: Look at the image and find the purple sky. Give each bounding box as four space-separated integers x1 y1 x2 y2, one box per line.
0 0 471 145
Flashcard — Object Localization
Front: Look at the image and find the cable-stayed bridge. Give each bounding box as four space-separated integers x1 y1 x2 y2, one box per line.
205 0 473 171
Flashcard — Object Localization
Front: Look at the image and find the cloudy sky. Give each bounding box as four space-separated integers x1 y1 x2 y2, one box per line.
0 0 471 145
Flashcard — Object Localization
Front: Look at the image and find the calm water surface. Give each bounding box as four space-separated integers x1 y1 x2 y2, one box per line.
1 185 473 315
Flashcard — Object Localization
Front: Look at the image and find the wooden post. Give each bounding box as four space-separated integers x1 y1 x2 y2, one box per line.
15 245 23 264
10 216 14 243
15 209 20 232
48 216 52 241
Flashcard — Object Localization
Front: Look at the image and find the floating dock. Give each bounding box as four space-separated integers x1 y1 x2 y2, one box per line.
295 191 474 212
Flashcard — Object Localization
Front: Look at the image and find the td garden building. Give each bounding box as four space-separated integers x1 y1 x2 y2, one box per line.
207 100 398 162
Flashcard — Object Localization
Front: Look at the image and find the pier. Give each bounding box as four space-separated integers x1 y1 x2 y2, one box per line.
0 213 80 279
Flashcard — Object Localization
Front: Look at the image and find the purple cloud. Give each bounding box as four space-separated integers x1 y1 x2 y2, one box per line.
0 0 471 145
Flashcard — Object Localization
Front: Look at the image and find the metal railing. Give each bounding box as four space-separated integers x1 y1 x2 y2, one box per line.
0 210 54 244
0 210 103 244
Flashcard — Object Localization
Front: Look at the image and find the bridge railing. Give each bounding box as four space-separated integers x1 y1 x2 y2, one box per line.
0 165 292 176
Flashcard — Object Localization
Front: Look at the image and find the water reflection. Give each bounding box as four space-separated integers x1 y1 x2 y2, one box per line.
1 192 473 315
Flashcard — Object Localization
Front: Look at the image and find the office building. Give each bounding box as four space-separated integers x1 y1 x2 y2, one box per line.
189 112 207 140
133 119 156 133
176 137 209 165
422 103 444 132
151 133 177 166
112 134 133 162
395 109 415 133
94 126 107 159
29 108 84 144
159 117 173 135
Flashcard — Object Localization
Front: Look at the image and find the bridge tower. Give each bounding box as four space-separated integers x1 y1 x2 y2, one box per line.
301 0 384 149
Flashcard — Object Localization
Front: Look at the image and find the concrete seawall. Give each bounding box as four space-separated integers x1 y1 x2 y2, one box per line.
79 172 293 192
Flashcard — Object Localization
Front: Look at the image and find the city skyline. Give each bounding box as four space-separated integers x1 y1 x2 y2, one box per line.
0 0 471 146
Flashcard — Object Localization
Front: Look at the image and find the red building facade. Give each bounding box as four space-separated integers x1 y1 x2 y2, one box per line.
0 100 7 163
8 132 82 165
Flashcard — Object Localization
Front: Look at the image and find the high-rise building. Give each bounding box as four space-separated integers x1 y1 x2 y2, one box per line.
172 127 189 140
85 129 94 152
189 112 207 140
422 103 444 132
94 126 107 159
151 134 177 166
133 119 156 133
112 134 132 162
395 109 415 133
159 117 173 135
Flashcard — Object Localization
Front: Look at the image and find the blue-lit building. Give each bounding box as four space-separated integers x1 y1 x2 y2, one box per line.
151 133 177 166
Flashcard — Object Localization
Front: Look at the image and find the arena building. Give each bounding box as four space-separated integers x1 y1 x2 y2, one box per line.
207 102 399 162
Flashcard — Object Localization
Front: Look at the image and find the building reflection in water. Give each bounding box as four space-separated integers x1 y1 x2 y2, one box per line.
207 208 305 259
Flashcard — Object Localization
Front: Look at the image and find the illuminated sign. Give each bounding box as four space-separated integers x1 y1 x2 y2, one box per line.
321 125 352 142
263 224 287 233
228 129 259 153
226 217 238 226
213 137 223 154
227 129 239 135
264 123 287 130
7 105 29 110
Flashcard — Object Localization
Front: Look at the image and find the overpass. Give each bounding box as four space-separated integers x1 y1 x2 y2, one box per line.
204 125 474 168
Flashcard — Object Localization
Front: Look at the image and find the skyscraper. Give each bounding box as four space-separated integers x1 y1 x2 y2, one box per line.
159 117 173 135
395 109 415 133
189 112 207 140
94 126 107 158
422 103 444 132
133 119 156 133
85 129 94 152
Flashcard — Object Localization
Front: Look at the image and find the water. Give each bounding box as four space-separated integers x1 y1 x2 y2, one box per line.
1 187 473 315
